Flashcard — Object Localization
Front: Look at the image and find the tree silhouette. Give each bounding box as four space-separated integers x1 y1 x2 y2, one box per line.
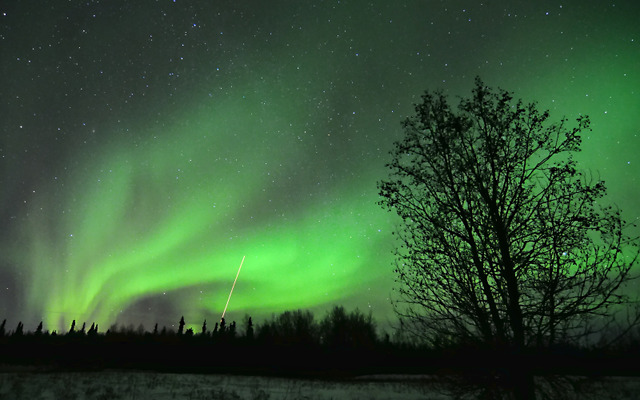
320 306 349 347
0 319 5 337
319 306 377 349
68 320 76 335
378 78 639 399
35 321 43 335
245 315 254 340
258 309 318 346
178 316 185 335
14 321 23 336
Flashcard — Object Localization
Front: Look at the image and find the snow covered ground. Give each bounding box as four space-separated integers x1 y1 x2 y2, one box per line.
0 370 638 399
0 371 447 400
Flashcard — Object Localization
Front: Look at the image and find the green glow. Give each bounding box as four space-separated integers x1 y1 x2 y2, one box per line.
15 91 392 331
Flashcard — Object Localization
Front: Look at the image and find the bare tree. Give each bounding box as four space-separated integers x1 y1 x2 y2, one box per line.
378 78 639 399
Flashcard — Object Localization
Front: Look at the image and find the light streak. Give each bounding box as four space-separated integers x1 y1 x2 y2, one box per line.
221 255 245 320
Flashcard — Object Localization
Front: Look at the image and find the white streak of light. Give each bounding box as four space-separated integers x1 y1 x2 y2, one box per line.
221 255 245 320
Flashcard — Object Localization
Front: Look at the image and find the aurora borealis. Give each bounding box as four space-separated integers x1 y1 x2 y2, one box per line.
1 1 639 333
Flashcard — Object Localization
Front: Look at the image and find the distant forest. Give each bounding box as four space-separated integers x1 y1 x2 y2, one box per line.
1 306 640 378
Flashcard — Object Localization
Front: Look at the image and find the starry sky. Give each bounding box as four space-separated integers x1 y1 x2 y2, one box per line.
1 1 639 333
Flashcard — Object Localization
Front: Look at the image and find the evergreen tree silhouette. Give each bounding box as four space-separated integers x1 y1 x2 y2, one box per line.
14 321 24 336
202 319 207 335
246 316 254 340
35 321 43 335
229 321 237 338
0 319 5 337
80 322 86 335
88 323 97 336
214 322 219 333
178 316 185 335
68 320 76 335
219 317 226 333
185 327 194 337
153 323 158 335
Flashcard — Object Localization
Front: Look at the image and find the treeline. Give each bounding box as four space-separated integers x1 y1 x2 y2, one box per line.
2 307 640 377
0 306 419 376
0 306 381 347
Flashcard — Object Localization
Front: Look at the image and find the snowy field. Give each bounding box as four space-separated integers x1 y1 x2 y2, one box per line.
1 370 639 400
0 371 446 400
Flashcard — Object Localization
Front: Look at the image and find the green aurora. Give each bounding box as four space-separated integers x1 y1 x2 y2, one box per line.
11 82 393 331
1 1 639 332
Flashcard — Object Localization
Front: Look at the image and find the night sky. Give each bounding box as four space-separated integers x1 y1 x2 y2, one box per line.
1 1 639 333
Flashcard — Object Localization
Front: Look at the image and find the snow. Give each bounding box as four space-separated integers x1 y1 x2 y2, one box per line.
0 371 448 400
0 370 638 399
